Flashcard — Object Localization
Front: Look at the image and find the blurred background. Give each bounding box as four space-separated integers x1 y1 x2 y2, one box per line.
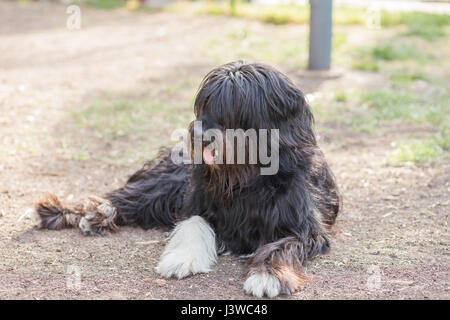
0 0 448 299
1 0 449 164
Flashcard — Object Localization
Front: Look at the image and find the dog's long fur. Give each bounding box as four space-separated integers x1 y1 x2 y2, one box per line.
34 61 341 297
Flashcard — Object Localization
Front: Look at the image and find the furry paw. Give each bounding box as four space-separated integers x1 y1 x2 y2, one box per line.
155 216 217 279
156 250 214 279
78 197 118 236
28 208 42 228
244 265 308 298
78 216 97 236
19 208 42 228
244 272 281 298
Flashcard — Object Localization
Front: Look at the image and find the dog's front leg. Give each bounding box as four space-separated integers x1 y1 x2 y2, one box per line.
243 237 312 298
156 216 217 279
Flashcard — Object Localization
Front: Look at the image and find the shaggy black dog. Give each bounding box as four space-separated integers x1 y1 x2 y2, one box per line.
33 61 341 298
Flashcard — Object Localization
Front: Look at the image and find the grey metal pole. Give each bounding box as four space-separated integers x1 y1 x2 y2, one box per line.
308 0 333 70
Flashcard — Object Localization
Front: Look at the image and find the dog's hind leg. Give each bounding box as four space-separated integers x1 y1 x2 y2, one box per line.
33 151 188 235
33 193 84 230
33 193 119 236
105 153 189 230
309 150 342 231
77 196 119 236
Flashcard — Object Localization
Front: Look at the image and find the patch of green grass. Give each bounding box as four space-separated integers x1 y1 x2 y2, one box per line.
382 12 450 40
85 0 125 9
179 1 450 35
360 88 448 125
436 126 450 151
333 7 367 25
71 98 189 139
104 141 160 166
197 2 310 25
88 0 449 41
351 41 423 72
311 90 372 131
315 84 448 134
192 1 368 25
334 91 348 103
67 96 193 164
387 127 449 163
371 43 421 61
332 33 354 67
319 87 449 133
348 118 378 133
204 27 307 68
258 5 308 25
387 139 443 163
390 69 429 85
61 138 91 161
333 33 348 50
351 57 380 72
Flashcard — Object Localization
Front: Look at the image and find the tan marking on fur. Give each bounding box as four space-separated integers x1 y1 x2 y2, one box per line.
272 264 310 292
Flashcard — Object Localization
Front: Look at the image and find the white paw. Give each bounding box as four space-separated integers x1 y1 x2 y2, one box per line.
18 208 41 228
244 272 281 298
78 216 93 235
29 209 42 228
156 250 213 279
155 216 217 279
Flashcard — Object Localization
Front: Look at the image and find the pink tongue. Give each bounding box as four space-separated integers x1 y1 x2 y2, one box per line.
203 148 215 164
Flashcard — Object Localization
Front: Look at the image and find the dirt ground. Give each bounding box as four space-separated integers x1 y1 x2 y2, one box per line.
0 1 448 300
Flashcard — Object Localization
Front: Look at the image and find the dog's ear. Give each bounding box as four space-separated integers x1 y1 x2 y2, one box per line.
275 85 312 121
249 63 314 125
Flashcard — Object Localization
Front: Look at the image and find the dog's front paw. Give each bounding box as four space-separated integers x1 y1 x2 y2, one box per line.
244 272 281 298
155 216 217 279
156 251 213 279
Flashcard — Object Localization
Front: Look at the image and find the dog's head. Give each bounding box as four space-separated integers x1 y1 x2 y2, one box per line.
188 61 316 194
